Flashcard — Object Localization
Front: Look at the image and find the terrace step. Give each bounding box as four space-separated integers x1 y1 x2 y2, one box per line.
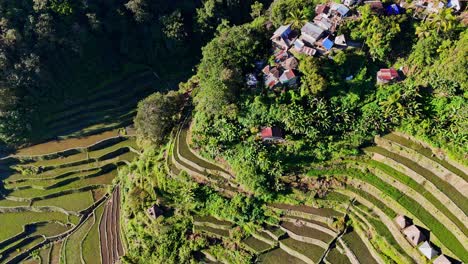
263 225 287 241
176 129 234 182
279 237 325 264
324 246 352 264
365 148 468 224
281 216 337 236
345 177 466 261
241 236 275 254
348 162 468 238
171 132 238 197
337 238 360 264
193 216 233 230
348 206 413 264
335 188 423 263
269 203 341 224
258 247 307 264
375 136 468 195
193 225 230 239
390 132 468 176
279 224 331 249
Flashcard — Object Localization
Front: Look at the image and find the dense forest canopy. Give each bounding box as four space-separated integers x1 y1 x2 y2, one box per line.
0 0 270 149
0 0 466 263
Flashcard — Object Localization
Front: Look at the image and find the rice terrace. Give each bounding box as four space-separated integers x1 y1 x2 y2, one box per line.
0 0 467 263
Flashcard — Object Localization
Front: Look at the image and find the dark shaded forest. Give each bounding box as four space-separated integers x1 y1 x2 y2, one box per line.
0 0 270 148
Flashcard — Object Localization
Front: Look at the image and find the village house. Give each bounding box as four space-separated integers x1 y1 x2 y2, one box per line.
282 57 299 70
330 3 350 17
364 0 385 14
402 225 427 246
377 68 399 84
394 214 412 229
334 34 347 47
260 127 285 142
271 24 295 50
387 4 402 15
301 22 325 46
433 254 455 264
414 0 461 13
279 69 298 86
245 73 258 88
292 39 317 56
418 241 440 260
263 65 281 89
147 204 163 219
314 13 335 32
321 37 334 51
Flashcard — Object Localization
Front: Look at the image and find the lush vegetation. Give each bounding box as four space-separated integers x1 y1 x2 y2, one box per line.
0 0 466 263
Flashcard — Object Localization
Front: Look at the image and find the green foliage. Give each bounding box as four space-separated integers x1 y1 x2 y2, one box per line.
50 0 73 15
134 91 184 146
270 0 314 26
298 57 327 96
350 5 407 61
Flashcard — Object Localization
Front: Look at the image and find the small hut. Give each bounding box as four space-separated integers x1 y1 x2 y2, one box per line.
402 225 426 246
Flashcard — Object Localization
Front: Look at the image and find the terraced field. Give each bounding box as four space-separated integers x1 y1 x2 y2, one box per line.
307 132 468 263
0 131 140 263
167 124 406 264
38 71 160 141
99 186 124 264
169 126 243 197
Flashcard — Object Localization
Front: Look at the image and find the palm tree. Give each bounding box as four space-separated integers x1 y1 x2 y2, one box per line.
415 22 432 38
427 8 457 34
287 9 308 29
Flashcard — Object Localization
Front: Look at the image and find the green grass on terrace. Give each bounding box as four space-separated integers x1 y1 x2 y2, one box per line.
313 167 467 262
193 215 233 226
353 159 468 236
280 222 334 242
258 248 306 264
194 225 230 238
282 215 332 229
6 154 125 182
0 199 30 207
0 212 69 241
241 236 272 253
326 247 351 264
342 231 378 264
382 133 467 180
327 192 411 262
0 236 44 263
6 169 117 198
21 138 136 168
64 213 95 264
280 237 325 263
32 191 94 212
270 203 342 217
365 146 468 215
82 203 105 264
5 169 101 189
178 129 230 174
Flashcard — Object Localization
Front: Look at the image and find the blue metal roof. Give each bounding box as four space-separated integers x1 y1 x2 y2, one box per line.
386 4 400 15
322 38 334 50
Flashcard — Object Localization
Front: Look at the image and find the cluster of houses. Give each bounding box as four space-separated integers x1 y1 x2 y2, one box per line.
411 0 461 18
259 2 353 90
394 215 459 263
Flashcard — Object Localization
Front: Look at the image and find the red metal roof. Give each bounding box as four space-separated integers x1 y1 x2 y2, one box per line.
377 68 398 80
284 69 296 79
315 4 330 15
261 127 284 138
